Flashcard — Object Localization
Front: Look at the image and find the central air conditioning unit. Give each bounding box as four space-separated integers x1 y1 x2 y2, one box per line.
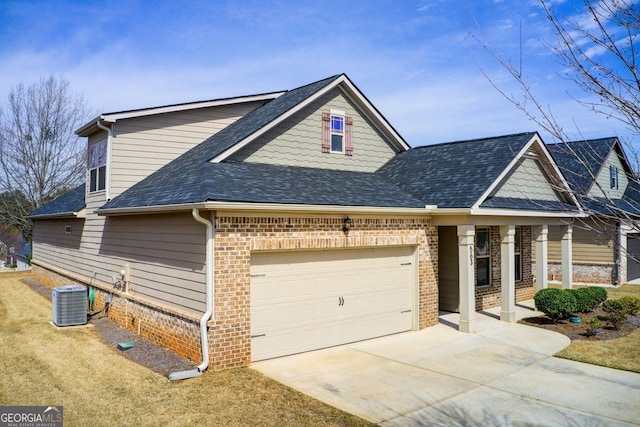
52 285 87 326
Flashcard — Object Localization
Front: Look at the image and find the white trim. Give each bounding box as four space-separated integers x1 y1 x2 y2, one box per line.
75 92 284 136
210 75 410 163
469 207 585 217
97 201 434 216
329 112 345 154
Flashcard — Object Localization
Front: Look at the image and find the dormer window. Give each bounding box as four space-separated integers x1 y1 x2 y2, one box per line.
610 165 619 189
321 111 353 156
89 141 107 192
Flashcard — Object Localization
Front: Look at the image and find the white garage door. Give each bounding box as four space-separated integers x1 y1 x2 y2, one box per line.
251 246 415 361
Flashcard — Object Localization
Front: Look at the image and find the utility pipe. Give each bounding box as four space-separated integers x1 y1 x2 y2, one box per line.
95 119 113 201
169 209 214 381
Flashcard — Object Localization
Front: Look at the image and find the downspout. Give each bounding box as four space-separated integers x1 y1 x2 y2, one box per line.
95 119 112 201
169 208 214 381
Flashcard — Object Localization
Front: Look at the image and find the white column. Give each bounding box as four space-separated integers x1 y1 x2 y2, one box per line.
458 224 476 333
561 224 573 289
500 225 516 322
535 225 548 292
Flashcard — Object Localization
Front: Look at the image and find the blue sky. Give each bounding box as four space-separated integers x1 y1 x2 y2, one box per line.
0 0 634 151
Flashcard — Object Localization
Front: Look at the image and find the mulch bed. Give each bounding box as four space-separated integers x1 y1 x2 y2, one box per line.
22 278 197 377
519 306 640 341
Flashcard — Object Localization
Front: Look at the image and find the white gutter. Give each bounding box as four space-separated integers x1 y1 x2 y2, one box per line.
169 208 215 381
95 119 113 201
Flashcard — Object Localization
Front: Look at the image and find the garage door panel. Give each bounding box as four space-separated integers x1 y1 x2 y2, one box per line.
251 247 415 361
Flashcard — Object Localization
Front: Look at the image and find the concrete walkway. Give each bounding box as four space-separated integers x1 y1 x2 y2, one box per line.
253 302 640 426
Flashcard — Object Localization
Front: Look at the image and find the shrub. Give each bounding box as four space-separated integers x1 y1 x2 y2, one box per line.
603 299 626 314
534 288 577 322
617 296 640 315
571 288 598 313
584 286 607 306
584 318 602 337
600 312 626 330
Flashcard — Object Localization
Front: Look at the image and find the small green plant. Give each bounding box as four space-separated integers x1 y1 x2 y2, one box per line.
617 296 640 315
600 312 626 330
584 318 602 337
534 288 578 322
603 299 626 313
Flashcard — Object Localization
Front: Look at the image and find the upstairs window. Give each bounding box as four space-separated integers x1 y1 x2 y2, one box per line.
331 114 344 152
322 111 353 156
89 141 107 192
610 165 619 189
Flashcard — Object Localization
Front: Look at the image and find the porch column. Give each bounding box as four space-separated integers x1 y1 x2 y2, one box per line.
457 224 476 333
561 224 573 289
535 225 548 292
500 225 516 322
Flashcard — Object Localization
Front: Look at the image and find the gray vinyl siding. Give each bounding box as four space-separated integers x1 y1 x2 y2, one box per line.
108 101 266 198
229 87 398 172
494 158 561 201
588 151 628 199
33 210 206 314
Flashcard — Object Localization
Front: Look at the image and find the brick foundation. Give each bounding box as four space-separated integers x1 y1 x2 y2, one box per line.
32 263 204 364
541 261 617 285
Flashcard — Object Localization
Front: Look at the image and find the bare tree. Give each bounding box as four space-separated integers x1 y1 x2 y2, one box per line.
470 0 639 143
0 76 90 237
469 0 640 282
469 0 640 206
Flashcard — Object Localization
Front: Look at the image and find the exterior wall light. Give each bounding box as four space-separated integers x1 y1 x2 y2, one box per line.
343 217 352 233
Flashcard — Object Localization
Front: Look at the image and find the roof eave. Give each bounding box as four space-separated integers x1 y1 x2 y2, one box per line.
28 208 87 220
470 207 586 218
75 92 285 137
97 201 433 216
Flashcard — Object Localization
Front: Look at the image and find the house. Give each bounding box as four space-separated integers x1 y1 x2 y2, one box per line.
29 74 582 371
546 138 640 285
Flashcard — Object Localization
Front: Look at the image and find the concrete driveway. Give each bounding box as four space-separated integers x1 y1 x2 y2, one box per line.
253 303 640 426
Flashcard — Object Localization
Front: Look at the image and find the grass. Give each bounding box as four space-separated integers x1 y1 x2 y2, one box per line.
553 283 640 373
0 273 373 427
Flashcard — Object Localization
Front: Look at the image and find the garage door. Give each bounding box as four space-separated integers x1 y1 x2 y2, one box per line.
628 234 640 281
251 246 415 361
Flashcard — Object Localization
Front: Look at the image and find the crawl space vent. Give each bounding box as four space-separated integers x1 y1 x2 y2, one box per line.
52 285 87 326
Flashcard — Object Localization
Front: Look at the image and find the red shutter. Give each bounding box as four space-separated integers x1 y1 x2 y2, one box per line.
345 116 353 156
321 112 330 153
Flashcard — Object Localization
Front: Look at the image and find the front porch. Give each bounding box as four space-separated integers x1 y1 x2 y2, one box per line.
437 220 576 333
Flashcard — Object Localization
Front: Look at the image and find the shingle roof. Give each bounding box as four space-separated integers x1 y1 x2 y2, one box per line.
100 74 423 211
376 132 537 208
547 137 640 216
28 184 85 217
547 138 617 194
480 196 579 211
103 162 425 209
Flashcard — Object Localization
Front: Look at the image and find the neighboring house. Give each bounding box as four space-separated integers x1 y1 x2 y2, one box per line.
547 138 640 284
29 74 582 370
